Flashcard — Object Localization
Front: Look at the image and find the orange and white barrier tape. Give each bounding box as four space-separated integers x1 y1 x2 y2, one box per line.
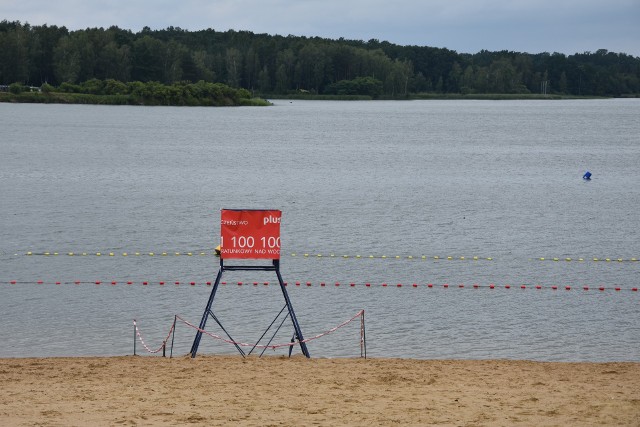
175 310 364 349
133 319 175 354
133 310 364 353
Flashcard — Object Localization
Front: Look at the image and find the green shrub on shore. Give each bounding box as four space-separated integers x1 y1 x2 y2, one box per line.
0 79 268 106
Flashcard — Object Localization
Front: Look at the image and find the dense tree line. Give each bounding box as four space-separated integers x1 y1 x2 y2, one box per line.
1 20 639 97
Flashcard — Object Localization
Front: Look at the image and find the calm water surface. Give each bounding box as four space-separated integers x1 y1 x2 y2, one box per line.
1 99 638 360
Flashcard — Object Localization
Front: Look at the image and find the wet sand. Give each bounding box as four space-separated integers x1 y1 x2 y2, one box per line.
1 355 638 426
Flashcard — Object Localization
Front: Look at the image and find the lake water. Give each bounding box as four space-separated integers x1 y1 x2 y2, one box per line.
1 99 638 361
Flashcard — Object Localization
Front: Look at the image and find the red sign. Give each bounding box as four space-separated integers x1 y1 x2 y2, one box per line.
219 209 281 259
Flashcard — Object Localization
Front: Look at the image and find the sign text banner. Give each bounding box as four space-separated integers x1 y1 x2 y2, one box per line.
220 209 281 259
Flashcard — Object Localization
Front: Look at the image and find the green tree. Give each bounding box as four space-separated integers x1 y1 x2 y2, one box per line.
162 40 188 83
461 65 474 93
243 46 260 90
0 23 29 83
191 50 216 82
131 35 165 82
447 62 463 93
29 24 68 85
53 35 81 83
104 78 128 95
487 58 517 92
295 43 327 92
385 59 412 95
9 82 26 93
325 76 382 97
225 47 242 87
275 48 295 91
80 78 105 94
257 65 271 92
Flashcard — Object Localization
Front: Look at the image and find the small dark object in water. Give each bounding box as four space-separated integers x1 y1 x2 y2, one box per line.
583 171 592 180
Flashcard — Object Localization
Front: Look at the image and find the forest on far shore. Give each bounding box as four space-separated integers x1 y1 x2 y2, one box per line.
1 20 639 99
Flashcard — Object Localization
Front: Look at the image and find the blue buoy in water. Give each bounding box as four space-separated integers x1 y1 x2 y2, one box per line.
583 171 592 180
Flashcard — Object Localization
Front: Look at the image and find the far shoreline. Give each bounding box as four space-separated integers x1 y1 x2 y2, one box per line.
1 91 623 106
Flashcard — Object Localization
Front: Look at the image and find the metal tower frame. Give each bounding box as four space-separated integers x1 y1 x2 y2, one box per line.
189 258 310 358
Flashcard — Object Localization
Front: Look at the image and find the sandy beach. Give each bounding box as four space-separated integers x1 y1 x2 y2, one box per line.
1 355 638 426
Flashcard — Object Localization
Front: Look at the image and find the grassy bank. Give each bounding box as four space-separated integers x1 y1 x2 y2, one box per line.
0 91 271 106
263 92 611 101
409 93 609 100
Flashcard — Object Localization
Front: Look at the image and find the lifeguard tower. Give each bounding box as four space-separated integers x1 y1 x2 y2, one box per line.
189 209 310 358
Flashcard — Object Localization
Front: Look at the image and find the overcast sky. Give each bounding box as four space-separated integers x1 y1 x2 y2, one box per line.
4 0 639 57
